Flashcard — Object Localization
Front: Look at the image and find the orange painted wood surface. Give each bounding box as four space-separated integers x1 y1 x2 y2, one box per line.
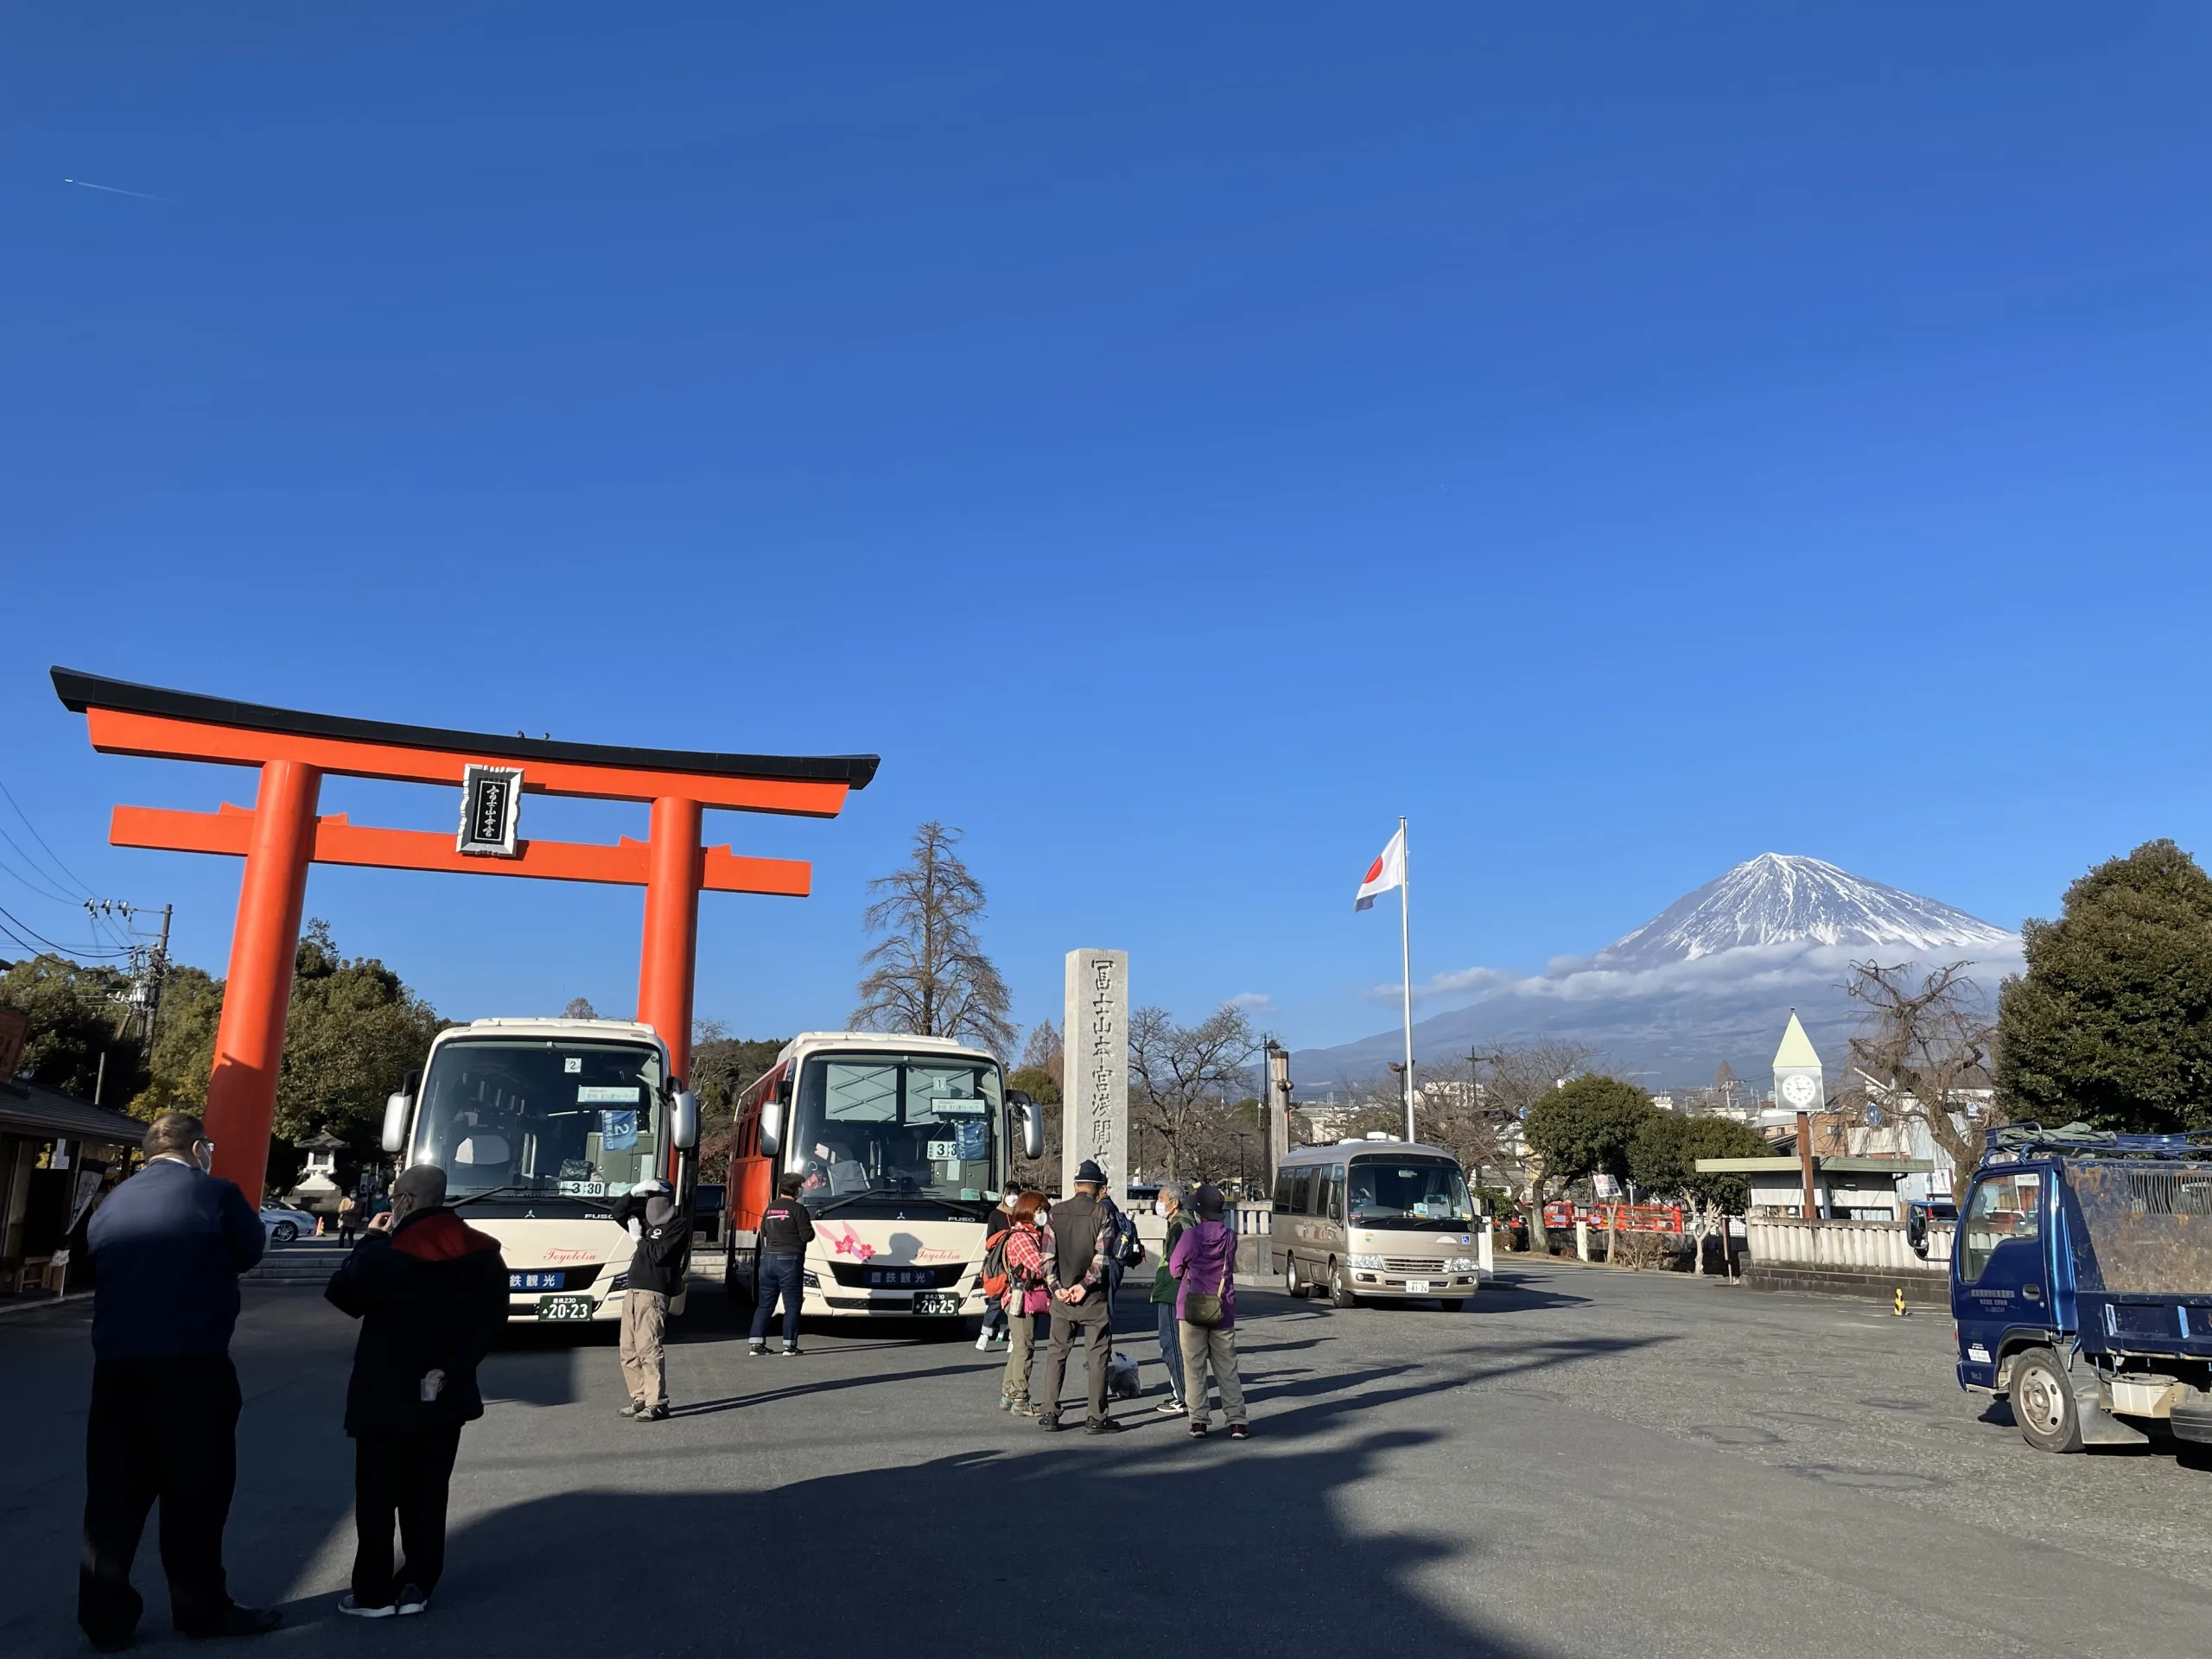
86 708 850 817
111 804 810 896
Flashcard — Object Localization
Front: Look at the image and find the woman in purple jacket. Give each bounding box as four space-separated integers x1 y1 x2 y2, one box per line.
1166 1184 1249 1440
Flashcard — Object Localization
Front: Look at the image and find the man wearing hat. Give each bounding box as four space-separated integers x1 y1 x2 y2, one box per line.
1036 1160 1124 1434
608 1178 690 1421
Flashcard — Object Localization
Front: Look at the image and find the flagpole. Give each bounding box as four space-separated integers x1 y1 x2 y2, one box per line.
1398 814 1415 1144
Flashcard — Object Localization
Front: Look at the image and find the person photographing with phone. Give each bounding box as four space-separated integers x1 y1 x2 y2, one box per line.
325 1163 507 1618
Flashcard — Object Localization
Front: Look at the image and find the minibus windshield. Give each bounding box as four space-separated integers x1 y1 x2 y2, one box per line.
1347 1157 1473 1229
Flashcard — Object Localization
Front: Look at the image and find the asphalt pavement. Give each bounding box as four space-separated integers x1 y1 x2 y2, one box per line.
2 1258 2207 1657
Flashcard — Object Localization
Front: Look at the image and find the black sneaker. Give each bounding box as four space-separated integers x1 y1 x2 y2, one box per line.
1229 1422 1251 1440
395 1586 429 1616
1038 1414 1062 1432
1084 1417 1124 1436
337 1596 394 1620
779 1344 803 1357
747 1343 768 1357
1189 1421 1209 1438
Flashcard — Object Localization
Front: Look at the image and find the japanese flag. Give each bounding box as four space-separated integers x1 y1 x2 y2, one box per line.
1354 825 1406 912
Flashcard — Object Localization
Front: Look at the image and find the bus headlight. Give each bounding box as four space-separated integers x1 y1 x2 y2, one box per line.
1446 1257 1480 1274
1346 1253 1385 1269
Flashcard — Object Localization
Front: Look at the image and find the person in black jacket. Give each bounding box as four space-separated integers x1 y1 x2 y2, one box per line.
79 1111 281 1650
749 1173 814 1356
325 1163 507 1618
608 1178 690 1419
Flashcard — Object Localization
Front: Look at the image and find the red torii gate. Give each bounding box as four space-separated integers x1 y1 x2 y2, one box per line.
52 668 878 1199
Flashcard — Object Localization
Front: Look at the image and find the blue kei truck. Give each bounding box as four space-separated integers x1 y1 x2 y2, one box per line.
1952 1123 2212 1457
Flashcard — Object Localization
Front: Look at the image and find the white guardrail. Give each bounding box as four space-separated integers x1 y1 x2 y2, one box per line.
1745 1217 1954 1273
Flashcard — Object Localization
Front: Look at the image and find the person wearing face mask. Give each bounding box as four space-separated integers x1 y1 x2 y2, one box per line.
78 1110 280 1651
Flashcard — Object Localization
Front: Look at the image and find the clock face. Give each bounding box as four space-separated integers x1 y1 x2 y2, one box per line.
1780 1073 1819 1108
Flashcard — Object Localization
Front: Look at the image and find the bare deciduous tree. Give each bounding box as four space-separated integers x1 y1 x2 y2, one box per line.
1128 1003 1258 1179
1842 959 2004 1184
852 822 1016 1056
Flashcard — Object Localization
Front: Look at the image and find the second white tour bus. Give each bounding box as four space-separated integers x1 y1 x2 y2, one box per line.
721 1032 1041 1329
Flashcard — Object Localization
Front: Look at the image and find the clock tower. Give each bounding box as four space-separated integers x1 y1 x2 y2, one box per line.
1772 1009 1824 1116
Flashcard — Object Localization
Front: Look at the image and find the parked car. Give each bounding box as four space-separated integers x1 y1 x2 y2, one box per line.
259 1205 312 1244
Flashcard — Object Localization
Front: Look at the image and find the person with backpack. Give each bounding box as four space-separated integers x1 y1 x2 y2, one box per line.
996 1191 1053 1414
1147 1180 1194 1414
976 1183 1023 1351
1035 1160 1124 1434
1167 1183 1249 1440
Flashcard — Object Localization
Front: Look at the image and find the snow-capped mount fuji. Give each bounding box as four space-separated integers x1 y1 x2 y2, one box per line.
1590 854 2016 970
1294 854 2021 1088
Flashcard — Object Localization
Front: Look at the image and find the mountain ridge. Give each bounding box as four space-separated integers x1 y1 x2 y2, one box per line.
1294 854 2019 1090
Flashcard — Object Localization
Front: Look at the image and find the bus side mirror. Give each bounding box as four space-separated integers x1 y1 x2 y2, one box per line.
760 1098 785 1159
1010 1091 1044 1161
381 1093 412 1155
671 1090 699 1153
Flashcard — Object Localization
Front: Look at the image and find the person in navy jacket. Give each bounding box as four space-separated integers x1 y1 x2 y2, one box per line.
79 1110 280 1651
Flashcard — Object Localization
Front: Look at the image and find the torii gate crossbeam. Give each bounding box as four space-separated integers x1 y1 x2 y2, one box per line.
53 668 878 1200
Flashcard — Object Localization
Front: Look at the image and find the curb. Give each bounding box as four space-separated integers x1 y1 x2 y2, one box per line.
0 1290 92 1322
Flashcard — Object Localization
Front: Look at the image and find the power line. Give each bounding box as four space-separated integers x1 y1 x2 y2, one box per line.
0 904 132 960
0 774 99 899
0 843 80 906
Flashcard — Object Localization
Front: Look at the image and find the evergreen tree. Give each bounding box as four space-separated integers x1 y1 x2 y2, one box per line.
1523 1073 1659 1189
1998 839 2212 1133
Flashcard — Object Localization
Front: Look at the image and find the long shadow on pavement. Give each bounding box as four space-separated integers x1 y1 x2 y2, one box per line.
395 1426 1546 1659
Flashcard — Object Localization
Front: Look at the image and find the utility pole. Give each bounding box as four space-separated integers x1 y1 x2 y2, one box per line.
143 903 173 1045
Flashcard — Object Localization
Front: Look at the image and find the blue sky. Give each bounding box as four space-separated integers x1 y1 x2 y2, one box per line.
3 4 2209 1052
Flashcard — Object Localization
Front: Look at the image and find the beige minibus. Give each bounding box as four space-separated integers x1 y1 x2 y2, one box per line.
1272 1139 1481 1309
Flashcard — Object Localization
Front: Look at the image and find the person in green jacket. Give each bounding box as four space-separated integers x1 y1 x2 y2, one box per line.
1148 1180 1193 1414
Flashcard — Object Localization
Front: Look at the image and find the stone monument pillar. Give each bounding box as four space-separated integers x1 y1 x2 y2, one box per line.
1063 949 1128 1205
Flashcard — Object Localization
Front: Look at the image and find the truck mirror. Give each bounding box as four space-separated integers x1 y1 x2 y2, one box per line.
760 1097 785 1159
380 1092 412 1155
671 1090 699 1152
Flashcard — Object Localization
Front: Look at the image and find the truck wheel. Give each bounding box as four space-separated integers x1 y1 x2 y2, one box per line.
2011 1349 2085 1453
1284 1255 1303 1299
1328 1261 1358 1309
1440 1298 1465 1312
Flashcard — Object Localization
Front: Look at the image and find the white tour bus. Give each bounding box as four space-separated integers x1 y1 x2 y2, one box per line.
380 1017 700 1324
722 1032 1042 1328
1273 1138 1482 1309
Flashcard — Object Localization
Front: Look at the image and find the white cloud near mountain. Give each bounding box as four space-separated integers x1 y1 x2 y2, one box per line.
1394 938 2025 1011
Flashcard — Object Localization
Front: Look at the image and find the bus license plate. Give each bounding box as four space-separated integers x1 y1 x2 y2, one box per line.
912 1291 962 1316
1403 1280 1433 1295
537 1295 595 1322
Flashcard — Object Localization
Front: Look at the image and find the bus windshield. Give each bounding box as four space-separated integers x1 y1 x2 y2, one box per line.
1348 1157 1474 1230
791 1052 1002 1207
412 1038 664 1201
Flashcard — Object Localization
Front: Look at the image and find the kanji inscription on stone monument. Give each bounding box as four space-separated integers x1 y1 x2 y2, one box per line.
1062 948 1128 1205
